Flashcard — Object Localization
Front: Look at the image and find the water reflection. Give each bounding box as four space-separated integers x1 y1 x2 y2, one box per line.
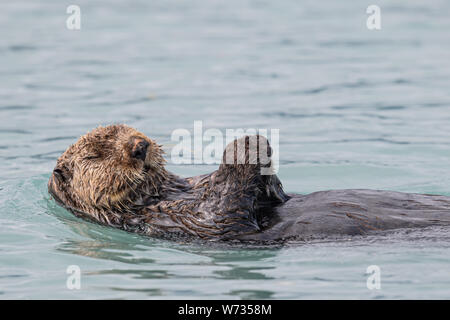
89 269 170 280
58 239 156 264
229 290 275 299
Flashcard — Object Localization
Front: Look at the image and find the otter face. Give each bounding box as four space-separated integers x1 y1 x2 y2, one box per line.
48 124 166 215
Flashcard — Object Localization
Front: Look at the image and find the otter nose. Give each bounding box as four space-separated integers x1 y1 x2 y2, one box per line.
132 139 149 161
53 167 69 182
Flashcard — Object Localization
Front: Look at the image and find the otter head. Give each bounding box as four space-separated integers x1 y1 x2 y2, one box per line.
48 124 167 217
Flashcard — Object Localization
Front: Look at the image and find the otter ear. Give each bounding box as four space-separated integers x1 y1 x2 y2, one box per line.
129 137 149 161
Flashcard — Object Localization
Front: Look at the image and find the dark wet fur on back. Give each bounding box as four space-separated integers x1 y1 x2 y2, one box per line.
49 124 450 243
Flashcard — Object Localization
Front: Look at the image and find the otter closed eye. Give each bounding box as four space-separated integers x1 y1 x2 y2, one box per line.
48 124 450 243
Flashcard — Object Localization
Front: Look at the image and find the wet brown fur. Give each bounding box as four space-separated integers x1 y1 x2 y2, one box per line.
49 124 450 242
48 124 288 240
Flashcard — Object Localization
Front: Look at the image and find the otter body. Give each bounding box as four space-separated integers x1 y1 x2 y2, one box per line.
238 190 450 242
48 125 450 243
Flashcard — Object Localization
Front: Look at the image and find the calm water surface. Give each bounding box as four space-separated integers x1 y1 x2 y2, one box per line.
1 0 450 299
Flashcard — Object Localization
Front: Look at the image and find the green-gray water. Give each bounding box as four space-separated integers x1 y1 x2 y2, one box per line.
1 0 450 299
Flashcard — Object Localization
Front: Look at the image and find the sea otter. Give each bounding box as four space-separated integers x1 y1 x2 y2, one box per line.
48 124 450 242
